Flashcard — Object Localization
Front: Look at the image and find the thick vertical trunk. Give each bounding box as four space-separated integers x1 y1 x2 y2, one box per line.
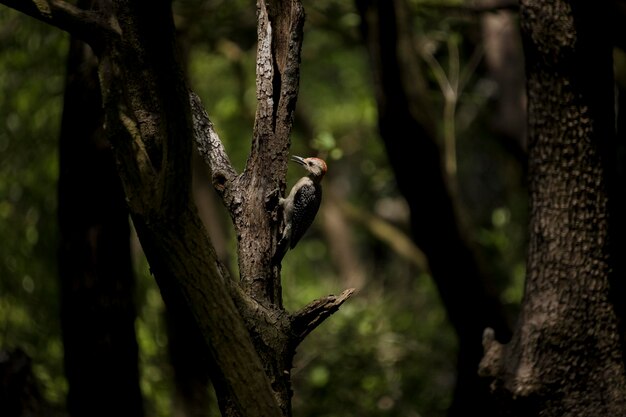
480 1 626 415
58 32 143 417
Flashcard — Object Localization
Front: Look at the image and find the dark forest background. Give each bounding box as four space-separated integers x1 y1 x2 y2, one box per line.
3 0 621 416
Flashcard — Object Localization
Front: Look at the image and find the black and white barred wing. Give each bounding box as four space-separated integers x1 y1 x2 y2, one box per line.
289 182 322 248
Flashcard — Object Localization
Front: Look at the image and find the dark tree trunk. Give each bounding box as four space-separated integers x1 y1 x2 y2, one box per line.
355 0 511 415
57 22 143 417
5 1 354 416
0 348 48 417
167 296 212 417
480 1 626 415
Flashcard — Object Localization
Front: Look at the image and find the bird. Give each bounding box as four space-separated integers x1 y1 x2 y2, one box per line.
273 155 327 263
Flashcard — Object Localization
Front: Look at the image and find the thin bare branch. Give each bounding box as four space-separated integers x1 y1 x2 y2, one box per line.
291 288 356 344
189 91 238 198
340 200 430 271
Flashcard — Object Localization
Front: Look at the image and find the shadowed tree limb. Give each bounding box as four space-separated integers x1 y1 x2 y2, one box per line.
2 0 355 415
190 91 238 201
0 0 117 50
291 289 356 345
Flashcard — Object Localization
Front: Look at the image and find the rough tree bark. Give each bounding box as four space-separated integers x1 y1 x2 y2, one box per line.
479 1 626 415
57 9 143 416
1 1 353 416
355 0 511 415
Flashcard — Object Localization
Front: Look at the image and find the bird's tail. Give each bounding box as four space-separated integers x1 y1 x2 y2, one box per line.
272 235 289 264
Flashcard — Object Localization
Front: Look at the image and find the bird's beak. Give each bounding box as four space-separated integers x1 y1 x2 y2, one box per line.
291 155 306 166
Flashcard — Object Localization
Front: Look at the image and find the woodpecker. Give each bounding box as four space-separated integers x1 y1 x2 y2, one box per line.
274 155 327 262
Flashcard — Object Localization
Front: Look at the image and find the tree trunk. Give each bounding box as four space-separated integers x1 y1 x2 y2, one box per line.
164 154 228 417
480 1 626 415
356 0 511 415
0 348 48 417
166 287 213 417
57 24 143 417
4 1 354 416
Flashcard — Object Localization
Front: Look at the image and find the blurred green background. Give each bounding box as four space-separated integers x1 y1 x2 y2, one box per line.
0 1 528 416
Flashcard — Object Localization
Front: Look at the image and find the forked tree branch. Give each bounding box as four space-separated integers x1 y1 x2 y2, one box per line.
247 0 304 185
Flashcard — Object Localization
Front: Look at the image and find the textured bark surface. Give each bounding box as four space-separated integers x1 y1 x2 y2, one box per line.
191 3 355 414
237 0 305 305
355 1 511 415
57 24 143 417
479 1 626 415
4 1 354 416
93 2 285 416
191 87 355 415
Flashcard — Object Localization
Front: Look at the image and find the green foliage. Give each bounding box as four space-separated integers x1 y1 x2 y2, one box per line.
183 2 528 415
286 272 456 417
0 1 529 416
0 7 68 410
188 46 256 171
134 256 174 417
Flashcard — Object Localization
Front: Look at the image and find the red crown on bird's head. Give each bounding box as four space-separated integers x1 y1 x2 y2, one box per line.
306 157 327 175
